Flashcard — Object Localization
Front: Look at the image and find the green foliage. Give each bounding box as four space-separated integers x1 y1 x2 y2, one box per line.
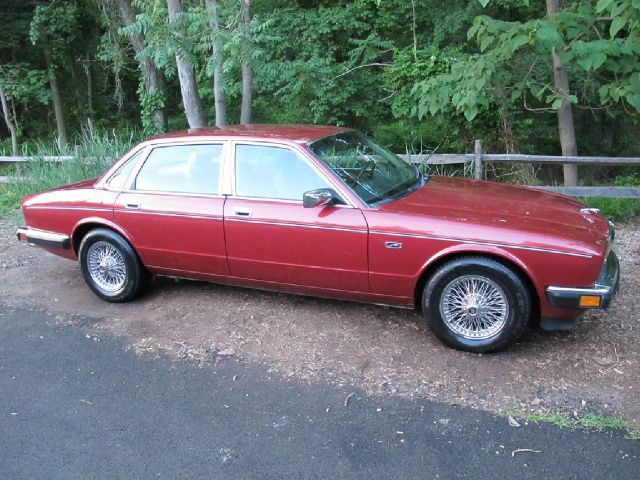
582 173 640 221
253 3 394 127
29 1 79 48
138 86 166 134
413 0 640 123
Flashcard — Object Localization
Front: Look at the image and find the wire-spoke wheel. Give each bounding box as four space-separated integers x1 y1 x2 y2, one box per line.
440 275 509 340
87 241 127 292
79 228 145 302
423 257 531 353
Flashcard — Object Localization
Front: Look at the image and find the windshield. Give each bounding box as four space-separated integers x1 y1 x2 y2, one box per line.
308 131 425 205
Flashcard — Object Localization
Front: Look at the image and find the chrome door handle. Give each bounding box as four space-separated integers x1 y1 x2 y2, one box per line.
233 208 253 217
125 203 140 209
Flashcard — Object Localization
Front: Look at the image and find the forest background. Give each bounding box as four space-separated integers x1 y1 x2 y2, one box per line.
0 0 639 218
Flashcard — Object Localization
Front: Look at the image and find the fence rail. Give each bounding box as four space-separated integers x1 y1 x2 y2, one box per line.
1 141 639 198
401 139 640 198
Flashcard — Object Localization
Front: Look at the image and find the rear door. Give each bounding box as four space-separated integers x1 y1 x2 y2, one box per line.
114 142 229 276
223 142 369 292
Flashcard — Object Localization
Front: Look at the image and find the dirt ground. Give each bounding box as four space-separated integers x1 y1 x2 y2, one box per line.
1 216 638 425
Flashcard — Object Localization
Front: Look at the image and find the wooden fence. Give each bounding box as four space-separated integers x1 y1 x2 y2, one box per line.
401 140 640 198
1 141 639 198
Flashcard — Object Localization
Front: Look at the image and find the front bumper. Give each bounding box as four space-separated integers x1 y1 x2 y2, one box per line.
16 226 71 250
546 250 620 310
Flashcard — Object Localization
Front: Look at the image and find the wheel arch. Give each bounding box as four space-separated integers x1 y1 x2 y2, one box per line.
71 218 133 256
413 247 541 321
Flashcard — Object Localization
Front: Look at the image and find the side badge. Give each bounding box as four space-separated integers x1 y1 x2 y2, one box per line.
385 241 403 249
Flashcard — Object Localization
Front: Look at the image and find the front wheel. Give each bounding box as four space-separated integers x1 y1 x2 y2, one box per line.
78 228 145 302
422 257 531 353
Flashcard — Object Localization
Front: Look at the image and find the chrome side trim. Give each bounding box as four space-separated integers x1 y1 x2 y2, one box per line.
369 230 593 258
224 217 367 234
26 206 113 213
16 226 70 249
116 210 223 221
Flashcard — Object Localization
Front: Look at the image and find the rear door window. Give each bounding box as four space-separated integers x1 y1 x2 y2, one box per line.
134 144 223 195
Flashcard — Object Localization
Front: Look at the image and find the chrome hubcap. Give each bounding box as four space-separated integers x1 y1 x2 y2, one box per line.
440 275 509 340
87 241 127 292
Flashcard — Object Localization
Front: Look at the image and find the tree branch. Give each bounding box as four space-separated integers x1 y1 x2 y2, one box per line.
333 62 392 80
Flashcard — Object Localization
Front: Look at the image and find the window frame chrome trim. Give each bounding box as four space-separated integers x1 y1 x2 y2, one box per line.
121 140 229 196
229 140 357 208
99 144 150 192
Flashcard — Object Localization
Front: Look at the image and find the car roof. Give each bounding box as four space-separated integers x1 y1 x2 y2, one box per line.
146 124 353 144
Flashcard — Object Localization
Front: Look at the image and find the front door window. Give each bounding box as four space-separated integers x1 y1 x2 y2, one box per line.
234 144 329 201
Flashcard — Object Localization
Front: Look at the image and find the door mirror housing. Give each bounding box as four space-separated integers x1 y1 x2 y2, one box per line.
303 188 342 208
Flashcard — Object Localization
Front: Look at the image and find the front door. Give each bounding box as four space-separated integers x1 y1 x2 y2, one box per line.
224 143 369 292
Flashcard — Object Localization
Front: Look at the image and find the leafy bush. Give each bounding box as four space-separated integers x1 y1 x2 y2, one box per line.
582 174 640 222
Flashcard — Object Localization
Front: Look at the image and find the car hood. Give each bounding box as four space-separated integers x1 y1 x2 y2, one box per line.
378 176 610 256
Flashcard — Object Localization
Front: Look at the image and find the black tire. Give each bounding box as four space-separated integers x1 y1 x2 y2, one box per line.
422 257 531 353
78 228 145 302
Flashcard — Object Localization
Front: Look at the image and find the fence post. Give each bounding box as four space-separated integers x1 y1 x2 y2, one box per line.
474 139 483 180
75 144 83 162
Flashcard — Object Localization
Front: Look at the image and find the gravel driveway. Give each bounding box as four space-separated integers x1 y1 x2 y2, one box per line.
1 216 638 425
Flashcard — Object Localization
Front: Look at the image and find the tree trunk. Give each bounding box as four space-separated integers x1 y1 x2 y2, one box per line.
167 0 206 129
0 86 18 156
85 49 94 119
69 60 85 113
114 0 168 132
546 0 578 187
240 0 252 125
205 0 226 127
43 46 68 149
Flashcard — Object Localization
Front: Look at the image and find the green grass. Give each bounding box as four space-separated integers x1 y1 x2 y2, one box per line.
508 411 639 440
0 129 141 215
521 411 575 429
582 197 640 222
581 173 640 222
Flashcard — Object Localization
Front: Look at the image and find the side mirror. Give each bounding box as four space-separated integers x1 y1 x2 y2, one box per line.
303 188 341 208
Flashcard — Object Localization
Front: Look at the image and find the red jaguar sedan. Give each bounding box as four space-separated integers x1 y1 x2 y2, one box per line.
16 125 619 352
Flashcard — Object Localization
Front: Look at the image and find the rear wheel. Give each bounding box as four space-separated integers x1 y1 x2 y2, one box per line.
79 228 145 302
422 257 531 353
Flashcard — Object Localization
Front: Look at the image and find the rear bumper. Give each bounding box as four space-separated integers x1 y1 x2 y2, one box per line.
16 226 71 250
546 250 620 310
